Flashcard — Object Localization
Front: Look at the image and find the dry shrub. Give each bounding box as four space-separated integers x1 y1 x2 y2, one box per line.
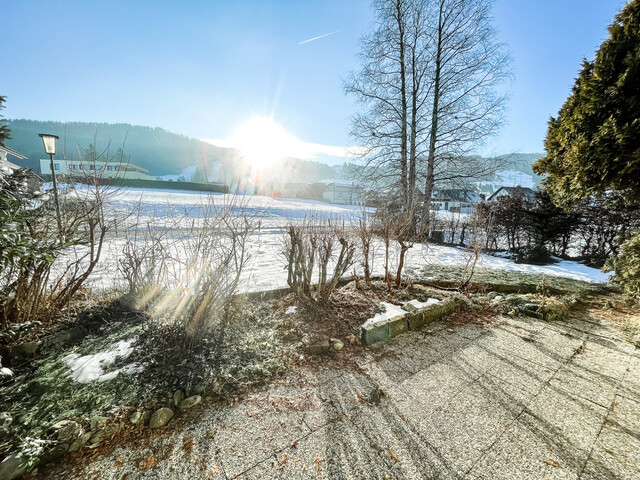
118 194 257 338
282 216 355 306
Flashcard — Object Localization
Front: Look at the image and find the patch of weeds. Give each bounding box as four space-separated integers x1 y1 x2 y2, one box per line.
131 297 294 403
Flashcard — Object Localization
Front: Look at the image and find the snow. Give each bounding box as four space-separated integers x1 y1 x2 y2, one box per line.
404 298 441 310
57 187 608 296
363 298 442 328
285 306 297 315
363 302 407 327
62 339 142 383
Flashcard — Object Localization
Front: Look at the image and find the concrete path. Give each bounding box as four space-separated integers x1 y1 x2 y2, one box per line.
44 311 640 480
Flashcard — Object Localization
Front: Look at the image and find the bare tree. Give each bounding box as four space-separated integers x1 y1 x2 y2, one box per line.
346 0 432 207
422 0 511 212
347 0 510 216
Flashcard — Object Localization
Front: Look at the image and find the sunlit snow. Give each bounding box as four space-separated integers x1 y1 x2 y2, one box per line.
62 339 142 383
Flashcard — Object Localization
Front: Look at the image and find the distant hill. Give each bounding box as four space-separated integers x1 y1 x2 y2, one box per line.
5 119 221 176
335 152 544 192
4 119 540 189
4 120 338 184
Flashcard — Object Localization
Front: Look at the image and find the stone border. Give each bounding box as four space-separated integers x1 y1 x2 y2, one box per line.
360 296 462 346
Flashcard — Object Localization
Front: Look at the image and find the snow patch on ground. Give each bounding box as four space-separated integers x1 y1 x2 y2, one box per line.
285 306 297 315
62 339 142 383
363 302 407 327
61 187 608 294
404 298 441 310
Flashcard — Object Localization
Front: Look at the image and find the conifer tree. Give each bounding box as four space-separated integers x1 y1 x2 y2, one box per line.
534 0 640 206
0 96 11 146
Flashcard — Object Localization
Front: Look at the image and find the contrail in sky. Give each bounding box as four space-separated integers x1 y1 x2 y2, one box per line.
298 30 339 45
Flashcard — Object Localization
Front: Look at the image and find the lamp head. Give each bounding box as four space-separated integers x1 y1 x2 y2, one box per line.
38 133 59 155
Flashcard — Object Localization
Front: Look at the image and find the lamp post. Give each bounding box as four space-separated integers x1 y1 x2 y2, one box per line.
38 133 62 235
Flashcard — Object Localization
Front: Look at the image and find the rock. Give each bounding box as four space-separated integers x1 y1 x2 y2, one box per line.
307 339 331 355
56 420 83 443
0 453 27 480
493 295 504 303
179 395 201 411
332 339 344 351
69 432 91 452
173 390 185 407
487 291 498 300
129 410 147 425
149 407 174 428
39 443 69 465
90 415 108 431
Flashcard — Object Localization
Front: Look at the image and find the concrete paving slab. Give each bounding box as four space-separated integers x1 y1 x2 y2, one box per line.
579 425 640 480
467 413 580 480
520 387 607 469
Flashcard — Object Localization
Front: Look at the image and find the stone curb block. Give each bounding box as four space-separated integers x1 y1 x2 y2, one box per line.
360 297 462 346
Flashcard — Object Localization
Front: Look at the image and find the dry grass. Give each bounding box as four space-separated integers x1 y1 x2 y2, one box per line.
587 294 640 345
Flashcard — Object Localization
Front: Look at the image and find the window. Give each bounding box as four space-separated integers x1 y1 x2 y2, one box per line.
107 165 116 171
53 163 60 170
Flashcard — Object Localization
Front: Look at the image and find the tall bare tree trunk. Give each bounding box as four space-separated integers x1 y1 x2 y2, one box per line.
396 0 409 204
423 0 443 218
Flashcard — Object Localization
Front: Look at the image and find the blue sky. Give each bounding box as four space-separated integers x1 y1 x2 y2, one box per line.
1 0 626 161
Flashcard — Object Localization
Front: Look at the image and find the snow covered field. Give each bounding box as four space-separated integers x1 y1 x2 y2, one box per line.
81 187 608 292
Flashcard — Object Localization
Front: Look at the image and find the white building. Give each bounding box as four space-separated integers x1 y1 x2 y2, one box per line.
322 182 362 205
39 159 155 181
1 145 43 192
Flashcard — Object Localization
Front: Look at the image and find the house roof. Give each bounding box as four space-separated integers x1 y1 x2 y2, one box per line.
432 189 481 203
0 145 27 160
488 186 537 202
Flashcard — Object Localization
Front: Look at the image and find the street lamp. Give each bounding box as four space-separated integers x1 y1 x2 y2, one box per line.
38 133 62 235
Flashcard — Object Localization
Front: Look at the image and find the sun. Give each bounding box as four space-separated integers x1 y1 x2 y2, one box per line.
231 116 295 168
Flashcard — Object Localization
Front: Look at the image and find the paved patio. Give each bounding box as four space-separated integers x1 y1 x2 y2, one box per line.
44 310 640 479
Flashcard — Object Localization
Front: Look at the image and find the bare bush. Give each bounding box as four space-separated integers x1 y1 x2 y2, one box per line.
127 195 258 339
357 208 376 286
283 216 355 305
373 202 416 289
459 207 494 291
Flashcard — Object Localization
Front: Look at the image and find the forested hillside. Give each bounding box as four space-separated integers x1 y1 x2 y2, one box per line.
4 119 338 183
5 119 221 176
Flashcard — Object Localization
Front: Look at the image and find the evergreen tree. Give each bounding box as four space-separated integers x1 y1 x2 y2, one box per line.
534 0 640 207
0 96 10 146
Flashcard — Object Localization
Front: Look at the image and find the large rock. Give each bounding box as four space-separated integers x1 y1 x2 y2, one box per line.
0 453 27 480
149 408 174 428
179 395 201 411
56 420 83 443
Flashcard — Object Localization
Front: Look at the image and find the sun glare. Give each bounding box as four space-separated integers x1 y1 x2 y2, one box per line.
231 116 296 168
